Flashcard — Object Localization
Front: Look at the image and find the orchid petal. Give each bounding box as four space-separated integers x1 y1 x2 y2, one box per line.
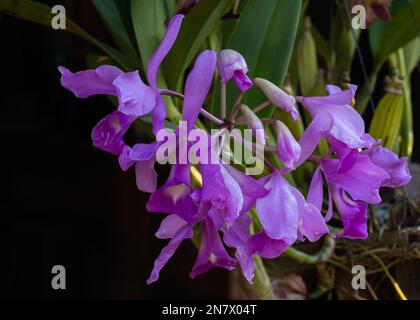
182 50 217 131
155 214 189 239
298 84 374 149
200 163 243 225
113 71 157 117
223 215 254 283
135 159 157 193
321 151 389 204
365 144 411 188
151 95 167 135
307 167 323 211
295 113 333 168
331 186 368 239
190 218 236 278
147 219 193 284
146 165 197 224
58 65 123 98
118 146 135 171
248 232 288 259
256 174 298 244
147 14 184 88
91 111 136 155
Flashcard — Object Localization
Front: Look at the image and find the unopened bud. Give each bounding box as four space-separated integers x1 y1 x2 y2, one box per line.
254 78 298 121
276 120 301 169
218 49 253 92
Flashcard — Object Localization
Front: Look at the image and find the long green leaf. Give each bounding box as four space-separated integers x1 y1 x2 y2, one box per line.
246 0 301 116
404 38 420 74
91 0 139 62
372 0 420 67
0 0 134 70
163 0 232 90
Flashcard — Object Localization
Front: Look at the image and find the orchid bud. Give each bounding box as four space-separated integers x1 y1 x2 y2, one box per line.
276 120 301 169
218 49 253 92
369 79 404 150
240 104 266 145
254 78 298 121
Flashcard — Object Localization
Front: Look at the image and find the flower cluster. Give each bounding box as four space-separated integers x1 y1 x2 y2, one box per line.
58 14 411 284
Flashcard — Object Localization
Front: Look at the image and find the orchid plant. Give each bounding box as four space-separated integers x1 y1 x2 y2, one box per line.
58 13 411 290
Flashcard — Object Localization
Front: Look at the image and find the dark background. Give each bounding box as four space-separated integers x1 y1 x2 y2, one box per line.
0 0 418 299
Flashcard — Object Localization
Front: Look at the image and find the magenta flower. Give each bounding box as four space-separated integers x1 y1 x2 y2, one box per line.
90 111 137 155
316 136 410 239
190 218 237 279
296 84 375 149
223 215 288 283
59 14 185 158
147 214 194 284
256 172 328 245
320 149 389 205
217 49 253 92
364 143 411 188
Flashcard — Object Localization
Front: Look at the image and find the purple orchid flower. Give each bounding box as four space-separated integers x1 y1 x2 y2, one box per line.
296 84 375 149
276 120 301 169
217 49 253 92
316 134 410 239
190 217 237 279
58 14 185 158
364 143 411 188
147 214 194 284
256 172 328 245
223 215 288 283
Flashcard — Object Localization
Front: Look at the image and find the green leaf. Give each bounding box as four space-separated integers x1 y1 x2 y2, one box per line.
163 0 232 90
0 0 134 70
371 0 420 68
215 0 301 117
91 0 139 62
404 38 420 74
131 0 166 72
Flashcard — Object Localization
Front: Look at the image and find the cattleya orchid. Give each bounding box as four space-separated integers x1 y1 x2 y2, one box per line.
58 14 411 285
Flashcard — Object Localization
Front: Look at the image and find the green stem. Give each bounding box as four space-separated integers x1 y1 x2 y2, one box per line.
249 256 277 299
284 235 335 264
396 49 414 158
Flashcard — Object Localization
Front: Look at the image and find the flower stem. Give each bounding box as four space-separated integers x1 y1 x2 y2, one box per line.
249 256 277 299
284 235 335 264
221 82 227 120
229 92 245 121
159 89 224 126
159 89 184 100
201 109 224 126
